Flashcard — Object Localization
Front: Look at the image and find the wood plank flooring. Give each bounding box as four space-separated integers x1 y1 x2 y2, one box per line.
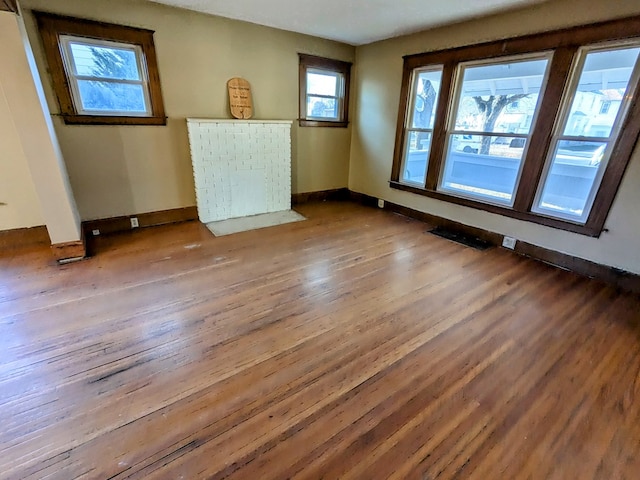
1 201 639 479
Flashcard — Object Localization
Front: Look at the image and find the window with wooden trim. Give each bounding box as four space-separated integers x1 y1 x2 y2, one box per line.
533 43 640 223
400 67 444 185
440 53 552 205
34 12 166 125
299 54 351 127
391 17 640 236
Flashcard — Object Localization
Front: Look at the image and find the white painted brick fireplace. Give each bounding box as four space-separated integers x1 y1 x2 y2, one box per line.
187 119 292 224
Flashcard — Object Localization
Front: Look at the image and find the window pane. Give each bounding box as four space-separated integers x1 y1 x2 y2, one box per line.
401 132 432 184
563 47 640 138
306 96 337 119
441 135 526 203
410 69 442 129
307 71 338 96
453 58 549 134
77 80 147 113
69 41 141 81
535 140 607 219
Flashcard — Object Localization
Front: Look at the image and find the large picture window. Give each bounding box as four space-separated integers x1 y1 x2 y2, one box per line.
35 12 166 125
391 17 640 236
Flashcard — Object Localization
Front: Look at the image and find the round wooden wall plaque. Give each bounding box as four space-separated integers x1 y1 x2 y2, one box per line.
227 77 253 119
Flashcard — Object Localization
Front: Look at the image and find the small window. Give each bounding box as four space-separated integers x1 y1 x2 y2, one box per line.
35 12 166 125
299 54 351 127
59 36 151 116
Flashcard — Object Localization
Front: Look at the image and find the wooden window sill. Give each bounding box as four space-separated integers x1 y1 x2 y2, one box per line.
61 114 167 126
389 181 601 237
298 119 349 128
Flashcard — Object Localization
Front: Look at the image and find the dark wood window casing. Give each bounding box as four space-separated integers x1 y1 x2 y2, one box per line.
391 16 640 237
1 1 18 13
299 54 352 128
34 12 166 126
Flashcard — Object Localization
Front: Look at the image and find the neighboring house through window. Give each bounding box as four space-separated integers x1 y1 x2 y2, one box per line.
299 54 351 127
35 12 166 125
391 17 640 236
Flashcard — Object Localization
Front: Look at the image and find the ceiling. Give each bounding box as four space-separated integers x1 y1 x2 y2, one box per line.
148 0 549 46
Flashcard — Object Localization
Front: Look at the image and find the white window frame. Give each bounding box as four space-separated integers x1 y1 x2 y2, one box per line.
305 67 344 122
299 54 351 127
59 35 152 117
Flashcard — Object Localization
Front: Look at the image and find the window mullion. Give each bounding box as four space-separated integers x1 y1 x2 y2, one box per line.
513 46 578 212
425 62 456 191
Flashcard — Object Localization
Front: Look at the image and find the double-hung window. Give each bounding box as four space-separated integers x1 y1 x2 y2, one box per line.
299 54 351 127
533 44 640 223
400 67 444 185
391 17 640 236
440 54 552 205
59 36 152 117
35 12 166 125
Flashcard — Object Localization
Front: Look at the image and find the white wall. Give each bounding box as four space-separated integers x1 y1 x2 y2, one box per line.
349 0 640 274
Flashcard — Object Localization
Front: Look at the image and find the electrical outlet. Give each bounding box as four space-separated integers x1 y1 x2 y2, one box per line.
502 236 517 250
92 229 100 236
130 217 139 228
377 199 385 209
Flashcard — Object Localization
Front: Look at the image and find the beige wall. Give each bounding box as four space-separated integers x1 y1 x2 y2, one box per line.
350 0 640 275
20 0 355 221
11 0 640 273
0 73 43 231
1 11 81 243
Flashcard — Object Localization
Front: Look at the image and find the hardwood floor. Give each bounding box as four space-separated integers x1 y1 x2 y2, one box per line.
1 201 639 479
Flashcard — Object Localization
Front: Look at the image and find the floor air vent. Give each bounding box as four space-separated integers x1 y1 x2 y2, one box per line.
428 227 492 251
